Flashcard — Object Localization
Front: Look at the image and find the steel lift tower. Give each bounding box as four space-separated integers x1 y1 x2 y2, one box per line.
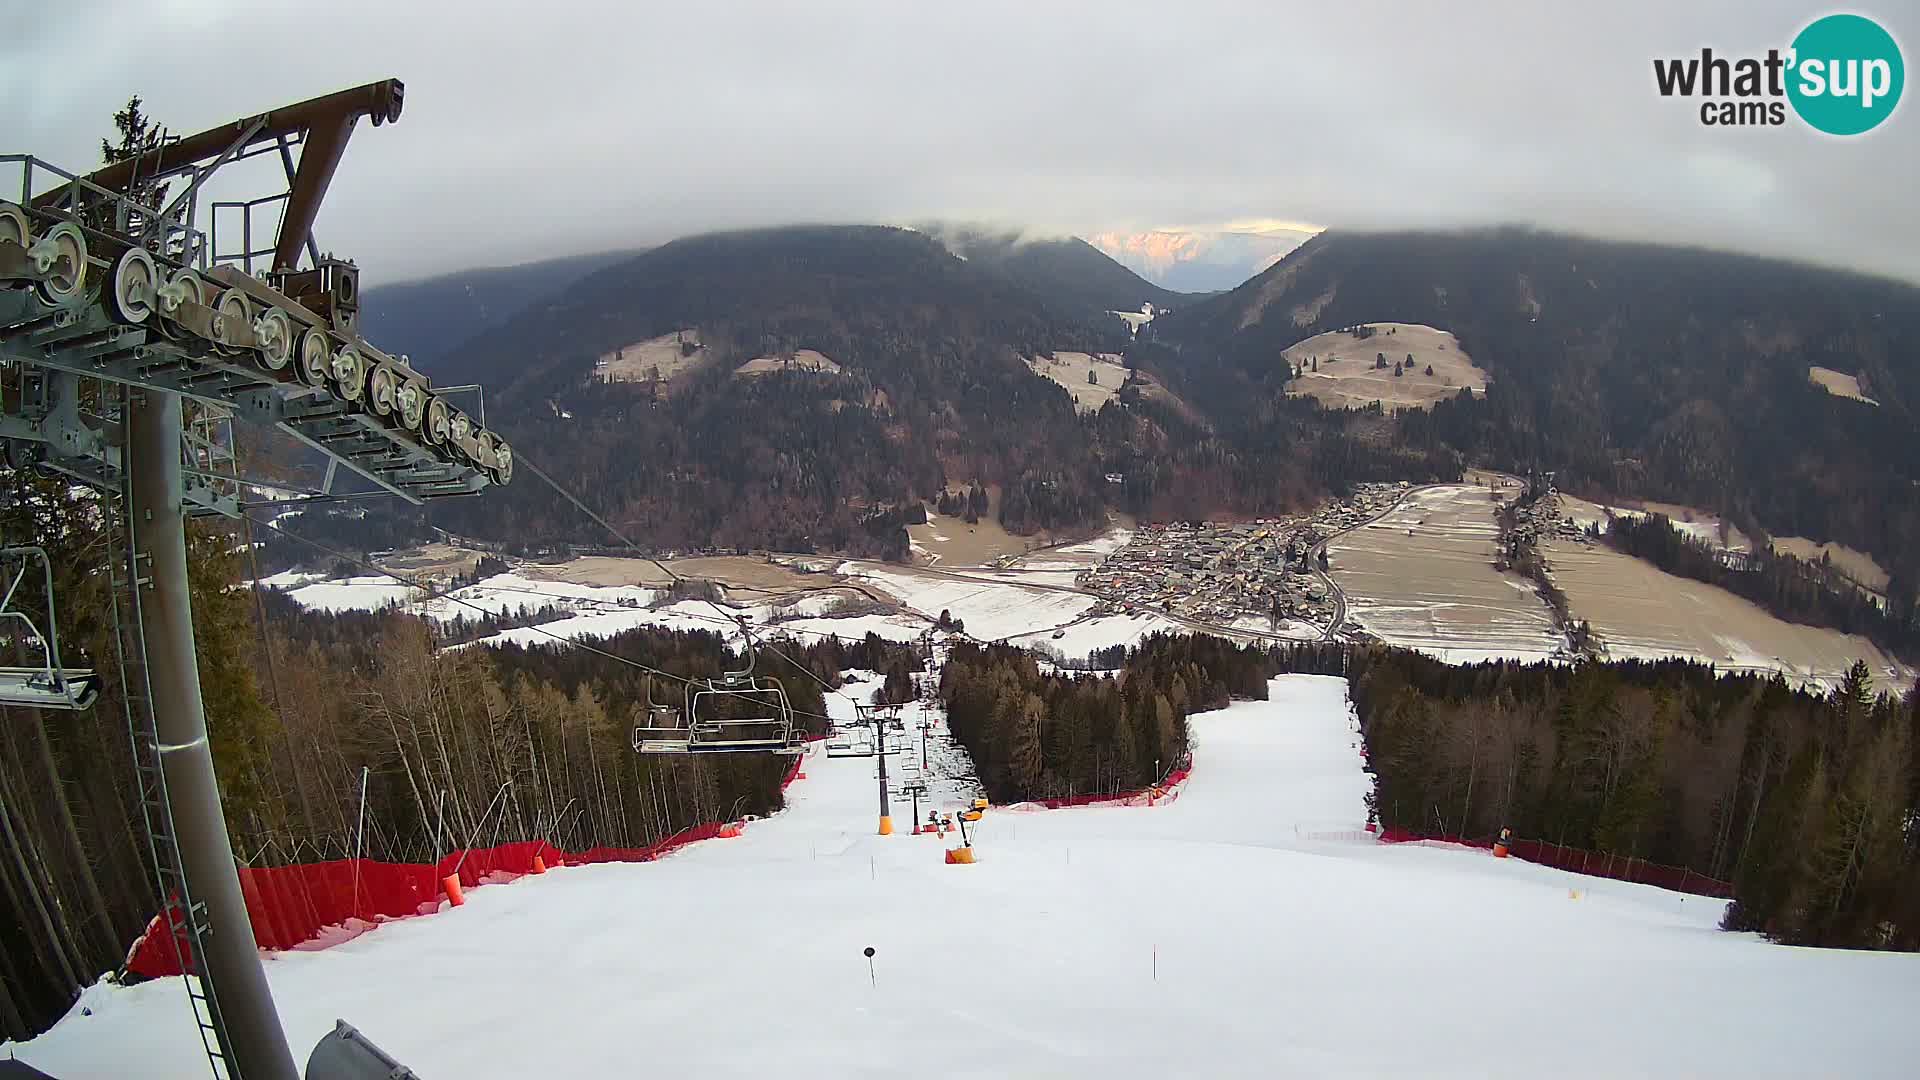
1 80 510 1079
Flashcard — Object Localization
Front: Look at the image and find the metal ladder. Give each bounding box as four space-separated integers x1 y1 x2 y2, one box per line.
105 406 235 1080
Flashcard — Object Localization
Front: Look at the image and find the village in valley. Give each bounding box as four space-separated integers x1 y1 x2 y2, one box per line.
1074 482 1413 628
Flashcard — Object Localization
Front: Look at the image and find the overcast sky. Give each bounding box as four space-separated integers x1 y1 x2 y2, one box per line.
3 1 1914 286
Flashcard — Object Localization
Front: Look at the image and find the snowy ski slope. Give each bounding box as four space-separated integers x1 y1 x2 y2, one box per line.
11 676 1919 1077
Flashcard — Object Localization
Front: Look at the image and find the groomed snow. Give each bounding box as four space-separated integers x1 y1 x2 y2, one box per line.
14 675 1918 1077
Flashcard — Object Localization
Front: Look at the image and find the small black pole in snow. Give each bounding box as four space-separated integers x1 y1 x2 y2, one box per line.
864 946 876 988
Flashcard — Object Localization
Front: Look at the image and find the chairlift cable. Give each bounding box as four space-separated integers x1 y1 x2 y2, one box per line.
513 446 862 705
241 510 837 726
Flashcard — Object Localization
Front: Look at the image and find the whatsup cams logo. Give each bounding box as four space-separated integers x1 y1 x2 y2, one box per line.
1654 13 1904 133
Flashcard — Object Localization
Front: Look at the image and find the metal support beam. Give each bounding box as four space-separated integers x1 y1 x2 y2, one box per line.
128 392 299 1080
35 80 403 210
272 115 354 272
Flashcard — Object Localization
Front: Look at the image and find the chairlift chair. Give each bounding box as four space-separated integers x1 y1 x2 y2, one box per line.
631 639 805 756
0 546 99 711
825 731 877 758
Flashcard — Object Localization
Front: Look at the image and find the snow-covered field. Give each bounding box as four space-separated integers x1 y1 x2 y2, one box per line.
845 565 1098 641
1329 485 1563 663
15 673 1919 1078
1008 529 1134 572
267 568 928 649
843 563 1186 658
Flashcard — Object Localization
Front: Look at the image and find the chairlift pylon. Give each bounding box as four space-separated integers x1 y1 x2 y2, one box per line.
0 545 99 710
631 630 805 755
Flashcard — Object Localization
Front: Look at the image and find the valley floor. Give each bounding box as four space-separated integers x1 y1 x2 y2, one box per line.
13 676 1918 1078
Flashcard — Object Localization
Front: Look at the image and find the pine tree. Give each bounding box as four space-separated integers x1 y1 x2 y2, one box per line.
1010 693 1045 794
101 95 170 210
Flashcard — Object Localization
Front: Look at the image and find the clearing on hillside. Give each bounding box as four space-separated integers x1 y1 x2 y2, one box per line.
1807 365 1879 406
1556 495 1754 552
1283 322 1488 412
1028 351 1129 414
1769 536 1890 594
735 349 844 377
593 329 707 386
908 486 1060 565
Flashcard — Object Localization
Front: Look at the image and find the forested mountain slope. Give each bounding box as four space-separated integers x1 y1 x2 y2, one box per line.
1152 228 1920 599
425 226 1140 553
358 250 640 371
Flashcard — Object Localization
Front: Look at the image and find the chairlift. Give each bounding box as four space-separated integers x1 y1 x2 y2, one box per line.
0 546 99 711
630 636 805 755
825 731 877 758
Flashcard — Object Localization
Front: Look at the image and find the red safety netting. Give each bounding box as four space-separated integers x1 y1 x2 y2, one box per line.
1375 828 1733 899
1005 760 1194 812
130 744 827 978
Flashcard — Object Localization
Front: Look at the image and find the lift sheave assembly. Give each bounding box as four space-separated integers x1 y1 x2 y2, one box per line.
1 79 512 1080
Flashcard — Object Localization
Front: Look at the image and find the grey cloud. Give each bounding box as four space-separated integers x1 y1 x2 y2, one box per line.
2 0 1914 286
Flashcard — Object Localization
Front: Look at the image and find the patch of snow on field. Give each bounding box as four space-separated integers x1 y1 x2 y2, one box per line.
413 573 659 620
276 570 919 651
1014 528 1134 570
1041 612 1188 656
776 613 929 644
16 673 1920 1078
847 566 1097 641
283 576 420 612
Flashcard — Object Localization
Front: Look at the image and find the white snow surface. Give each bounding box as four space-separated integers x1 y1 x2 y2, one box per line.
1011 528 1135 570
13 674 1919 1077
847 565 1097 642
281 575 420 612
269 570 924 650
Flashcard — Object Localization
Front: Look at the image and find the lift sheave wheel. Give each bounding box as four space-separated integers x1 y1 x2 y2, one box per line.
254 306 294 370
396 381 426 430
424 395 451 444
296 327 331 387
211 288 252 353
0 202 29 249
367 363 399 416
330 345 366 401
33 223 88 305
489 439 513 485
107 248 158 325
158 268 207 337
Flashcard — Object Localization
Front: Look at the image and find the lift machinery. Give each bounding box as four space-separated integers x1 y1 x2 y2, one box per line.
1 79 508 1080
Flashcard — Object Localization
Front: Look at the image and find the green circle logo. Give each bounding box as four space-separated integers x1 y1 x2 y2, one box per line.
1788 14 1904 134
